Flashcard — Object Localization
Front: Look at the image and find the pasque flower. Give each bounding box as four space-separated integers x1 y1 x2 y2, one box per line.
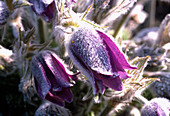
141 98 170 116
28 0 76 22
67 25 136 94
31 50 77 106
28 0 55 22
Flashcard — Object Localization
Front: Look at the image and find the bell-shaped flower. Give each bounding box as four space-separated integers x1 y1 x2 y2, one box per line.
31 50 77 106
67 25 136 94
141 98 170 116
28 0 55 22
28 0 76 22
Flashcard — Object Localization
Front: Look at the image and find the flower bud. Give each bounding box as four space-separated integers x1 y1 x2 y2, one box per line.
141 98 170 116
31 50 77 106
28 0 55 22
67 25 136 94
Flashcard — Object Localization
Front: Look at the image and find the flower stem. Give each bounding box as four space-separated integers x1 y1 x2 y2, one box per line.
113 10 130 39
85 99 94 115
99 99 120 116
1 25 7 42
99 105 113 116
38 18 45 44
134 92 149 105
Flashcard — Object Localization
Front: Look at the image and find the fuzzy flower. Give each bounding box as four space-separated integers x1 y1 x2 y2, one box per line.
31 50 77 106
28 0 55 22
67 25 136 94
28 0 76 22
141 98 170 116
0 1 9 27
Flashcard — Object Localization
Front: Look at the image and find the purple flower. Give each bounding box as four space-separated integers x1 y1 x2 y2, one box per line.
68 26 136 94
31 50 78 106
141 98 170 116
0 1 9 27
28 0 55 22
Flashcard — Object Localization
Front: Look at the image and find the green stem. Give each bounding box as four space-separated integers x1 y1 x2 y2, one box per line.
134 91 149 105
149 0 156 27
113 10 130 38
85 99 94 115
1 25 7 41
81 4 93 21
99 105 113 116
38 18 45 43
99 99 120 116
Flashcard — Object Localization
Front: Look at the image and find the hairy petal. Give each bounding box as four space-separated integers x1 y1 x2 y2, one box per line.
42 51 72 87
97 30 136 70
28 0 55 22
29 0 46 15
31 57 51 99
97 74 123 91
70 46 97 94
141 98 170 116
41 2 55 22
71 27 113 76
31 51 76 106
97 30 136 79
95 78 105 94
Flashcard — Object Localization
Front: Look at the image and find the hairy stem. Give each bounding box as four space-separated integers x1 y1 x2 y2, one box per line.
38 18 45 44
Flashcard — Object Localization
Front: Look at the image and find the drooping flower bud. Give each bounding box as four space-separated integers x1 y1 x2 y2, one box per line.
67 25 136 94
141 98 170 116
31 50 77 106
0 1 9 27
28 0 55 22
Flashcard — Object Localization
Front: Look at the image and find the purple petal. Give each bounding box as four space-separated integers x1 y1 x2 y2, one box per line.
97 30 136 70
46 92 65 106
95 79 105 94
41 2 55 22
29 0 55 22
29 0 46 15
31 57 51 99
72 0 77 3
51 52 79 82
70 27 113 76
97 74 123 91
69 46 97 94
55 88 73 103
97 30 136 79
68 72 80 81
141 98 170 116
43 51 72 87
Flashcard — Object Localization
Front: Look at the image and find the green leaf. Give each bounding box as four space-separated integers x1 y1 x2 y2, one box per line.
128 55 151 81
124 56 152 90
23 27 35 44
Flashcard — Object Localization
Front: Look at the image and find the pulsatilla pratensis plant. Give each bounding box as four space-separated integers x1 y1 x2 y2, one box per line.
67 25 136 95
